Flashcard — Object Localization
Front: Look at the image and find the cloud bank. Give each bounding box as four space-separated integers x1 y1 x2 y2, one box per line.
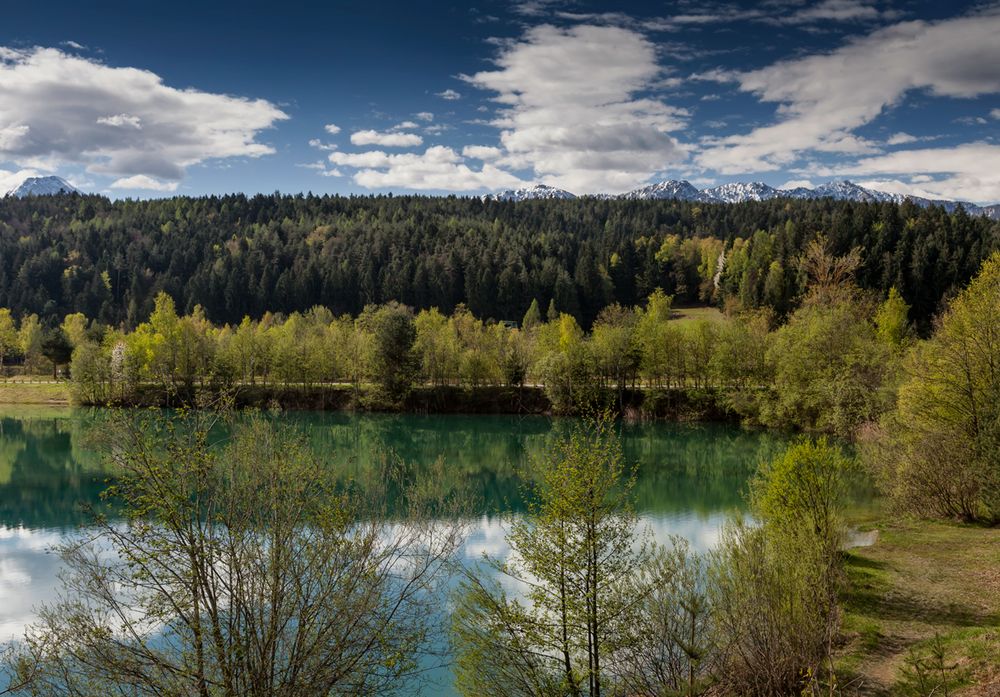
0 46 288 189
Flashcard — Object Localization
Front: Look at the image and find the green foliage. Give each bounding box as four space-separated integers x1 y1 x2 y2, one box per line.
711 438 852 696
452 414 653 697
0 194 994 332
898 634 961 697
874 287 912 351
364 302 418 404
756 296 895 434
522 298 542 330
0 308 18 370
4 409 466 697
868 251 1000 522
39 328 72 378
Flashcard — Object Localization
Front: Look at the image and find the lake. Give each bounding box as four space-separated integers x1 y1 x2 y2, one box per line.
0 406 796 693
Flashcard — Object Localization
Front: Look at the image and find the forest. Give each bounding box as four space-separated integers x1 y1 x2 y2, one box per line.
0 193 996 331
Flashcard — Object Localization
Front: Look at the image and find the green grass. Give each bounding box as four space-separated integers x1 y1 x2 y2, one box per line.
0 380 71 405
838 519 1000 695
669 305 727 326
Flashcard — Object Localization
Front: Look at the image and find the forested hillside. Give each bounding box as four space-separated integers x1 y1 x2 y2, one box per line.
1 193 996 329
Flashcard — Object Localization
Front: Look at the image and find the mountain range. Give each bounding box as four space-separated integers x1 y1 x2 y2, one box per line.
485 179 1000 220
5 175 81 198
5 175 999 220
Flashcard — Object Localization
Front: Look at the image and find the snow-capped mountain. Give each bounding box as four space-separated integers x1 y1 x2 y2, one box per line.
480 178 999 218
623 179 999 219
621 180 716 202
5 176 81 198
703 181 780 203
809 180 896 203
483 184 576 202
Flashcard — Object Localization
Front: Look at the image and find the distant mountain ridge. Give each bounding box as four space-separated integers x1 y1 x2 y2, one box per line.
4 175 998 220
5 175 81 198
485 180 1000 219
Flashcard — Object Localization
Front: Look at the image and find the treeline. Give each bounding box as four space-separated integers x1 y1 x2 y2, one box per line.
0 192 996 331
5 241 906 430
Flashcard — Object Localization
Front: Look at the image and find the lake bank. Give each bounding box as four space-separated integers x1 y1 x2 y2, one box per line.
840 519 1000 695
0 381 71 405
25 380 743 421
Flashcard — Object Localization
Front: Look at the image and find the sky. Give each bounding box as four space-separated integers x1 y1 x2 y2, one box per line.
1 0 999 203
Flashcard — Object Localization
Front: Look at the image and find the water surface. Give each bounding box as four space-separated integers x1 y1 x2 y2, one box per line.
0 407 794 691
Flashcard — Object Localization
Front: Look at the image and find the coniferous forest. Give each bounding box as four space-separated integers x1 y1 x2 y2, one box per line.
1 193 996 331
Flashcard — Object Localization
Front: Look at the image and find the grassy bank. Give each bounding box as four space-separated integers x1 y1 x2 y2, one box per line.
0 380 71 405
68 383 742 420
840 520 1000 696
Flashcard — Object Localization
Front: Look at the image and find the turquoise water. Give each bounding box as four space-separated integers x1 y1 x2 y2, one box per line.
0 407 796 692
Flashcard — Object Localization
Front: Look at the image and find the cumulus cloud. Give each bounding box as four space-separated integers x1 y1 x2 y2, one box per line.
0 46 287 182
349 129 423 147
696 9 1000 174
97 113 142 129
324 123 341 134
414 111 434 122
330 145 523 191
991 109 1000 120
886 132 917 146
0 166 40 194
780 178 815 190
110 174 179 191
778 0 892 25
462 145 503 160
308 138 337 151
436 89 461 101
462 23 687 192
831 143 1000 204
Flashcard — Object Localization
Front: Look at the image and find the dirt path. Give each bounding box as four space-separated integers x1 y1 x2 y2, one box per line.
840 520 1000 696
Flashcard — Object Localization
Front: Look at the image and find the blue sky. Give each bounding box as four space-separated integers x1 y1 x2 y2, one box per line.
1 0 999 202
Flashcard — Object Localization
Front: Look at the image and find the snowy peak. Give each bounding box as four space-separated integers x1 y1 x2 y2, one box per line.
703 181 780 203
810 179 895 203
618 178 996 217
622 180 715 202
480 178 998 218
6 176 81 198
483 184 576 202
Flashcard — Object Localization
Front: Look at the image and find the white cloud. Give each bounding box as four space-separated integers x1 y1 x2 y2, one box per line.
656 1 894 28
780 179 815 190
110 174 179 191
61 40 86 50
349 129 423 147
886 132 917 146
97 113 142 129
0 46 287 182
827 143 1000 204
324 123 341 134
462 145 503 160
462 23 687 193
0 125 29 150
778 0 889 24
392 121 419 130
308 138 337 151
414 111 434 122
991 109 1000 120
297 161 342 177
436 89 461 101
697 9 1000 174
330 145 523 191
0 166 40 194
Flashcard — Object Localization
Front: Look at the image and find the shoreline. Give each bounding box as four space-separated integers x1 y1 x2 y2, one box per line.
20 381 743 421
